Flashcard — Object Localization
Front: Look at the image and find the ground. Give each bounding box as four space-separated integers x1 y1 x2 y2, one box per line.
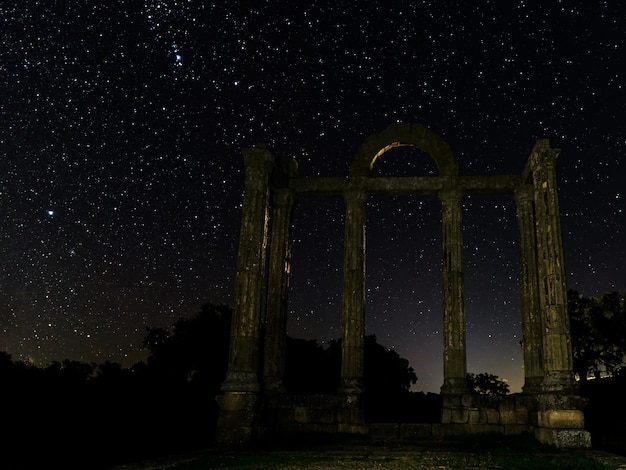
107 437 626 470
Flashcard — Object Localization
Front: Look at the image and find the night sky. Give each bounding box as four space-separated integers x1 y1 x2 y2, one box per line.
2 1 625 393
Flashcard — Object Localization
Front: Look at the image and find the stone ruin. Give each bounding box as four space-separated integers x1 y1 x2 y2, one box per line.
215 123 591 448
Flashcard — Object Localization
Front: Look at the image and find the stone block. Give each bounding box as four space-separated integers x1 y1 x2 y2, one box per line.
498 395 517 411
216 425 266 446
442 423 470 437
294 407 308 423
400 423 433 440
514 393 535 410
370 423 399 440
504 424 530 436
469 409 487 424
409 123 427 144
338 423 369 435
451 408 469 424
535 428 592 448
468 424 503 435
216 392 260 412
442 394 462 407
431 424 446 440
500 410 528 425
337 406 364 424
395 122 413 142
319 408 338 424
461 394 475 407
537 410 585 429
486 409 500 424
441 408 452 424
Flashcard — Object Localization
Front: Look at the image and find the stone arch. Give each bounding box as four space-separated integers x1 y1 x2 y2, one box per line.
216 127 591 449
350 122 458 177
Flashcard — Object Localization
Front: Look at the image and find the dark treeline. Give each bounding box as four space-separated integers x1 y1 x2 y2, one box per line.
0 303 438 469
2 290 626 467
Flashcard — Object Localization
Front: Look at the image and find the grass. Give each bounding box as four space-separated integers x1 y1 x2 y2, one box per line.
128 434 621 470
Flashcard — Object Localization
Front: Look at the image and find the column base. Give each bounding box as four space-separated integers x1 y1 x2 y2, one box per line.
532 388 591 449
215 391 266 445
522 376 543 394
220 371 261 392
339 377 364 396
263 376 286 394
535 427 591 448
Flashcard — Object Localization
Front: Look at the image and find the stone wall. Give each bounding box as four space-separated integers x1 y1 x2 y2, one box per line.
266 392 536 441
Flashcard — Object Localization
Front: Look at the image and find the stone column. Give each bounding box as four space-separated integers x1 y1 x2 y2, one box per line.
341 186 368 396
439 187 468 395
514 185 544 393
529 139 590 448
263 187 296 393
529 140 576 391
216 145 274 444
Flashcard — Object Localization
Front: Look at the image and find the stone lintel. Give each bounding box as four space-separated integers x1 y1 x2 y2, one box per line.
460 174 521 194
289 174 521 197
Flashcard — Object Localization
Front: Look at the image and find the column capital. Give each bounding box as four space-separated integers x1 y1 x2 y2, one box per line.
344 187 369 205
438 187 464 206
529 139 560 172
242 145 276 174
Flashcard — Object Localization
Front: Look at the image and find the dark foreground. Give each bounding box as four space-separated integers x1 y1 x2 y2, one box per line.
106 435 626 470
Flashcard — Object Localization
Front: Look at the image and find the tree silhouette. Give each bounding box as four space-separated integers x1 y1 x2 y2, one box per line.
363 334 417 394
568 289 626 382
142 302 232 390
466 372 510 396
284 336 339 393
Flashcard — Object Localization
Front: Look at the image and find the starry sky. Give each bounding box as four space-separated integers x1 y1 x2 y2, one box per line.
1 1 625 393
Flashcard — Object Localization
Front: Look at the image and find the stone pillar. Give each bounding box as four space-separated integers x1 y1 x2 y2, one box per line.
337 184 368 434
439 187 468 395
263 187 296 393
341 186 367 397
216 145 274 444
514 185 544 393
529 141 576 391
529 139 590 448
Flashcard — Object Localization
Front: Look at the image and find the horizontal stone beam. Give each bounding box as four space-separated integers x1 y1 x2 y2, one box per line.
460 175 522 194
289 175 521 197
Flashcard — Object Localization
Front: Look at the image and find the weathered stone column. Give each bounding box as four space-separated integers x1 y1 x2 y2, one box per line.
263 185 296 393
341 185 367 397
216 145 274 444
529 141 575 391
339 184 368 433
439 187 468 395
514 185 544 393
529 139 590 448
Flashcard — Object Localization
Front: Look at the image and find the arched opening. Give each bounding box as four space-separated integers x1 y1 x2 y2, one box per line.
350 122 457 177
370 145 439 177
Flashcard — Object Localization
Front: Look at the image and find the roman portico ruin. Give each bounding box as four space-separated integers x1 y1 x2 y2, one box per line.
215 123 591 448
